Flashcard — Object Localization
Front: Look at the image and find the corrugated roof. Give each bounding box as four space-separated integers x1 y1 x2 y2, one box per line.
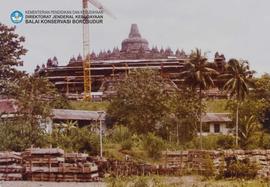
202 113 231 123
0 99 18 114
52 109 106 121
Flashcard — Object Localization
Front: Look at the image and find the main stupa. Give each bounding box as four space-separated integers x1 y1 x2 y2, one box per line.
121 24 150 53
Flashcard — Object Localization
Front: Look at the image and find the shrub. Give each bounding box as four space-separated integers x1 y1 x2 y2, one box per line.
143 133 165 160
111 125 132 143
216 135 235 149
259 132 270 149
202 153 215 178
186 135 235 150
0 119 50 152
224 158 259 179
121 138 133 150
51 125 99 155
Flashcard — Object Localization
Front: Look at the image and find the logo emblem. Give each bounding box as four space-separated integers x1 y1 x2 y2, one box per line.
10 10 24 24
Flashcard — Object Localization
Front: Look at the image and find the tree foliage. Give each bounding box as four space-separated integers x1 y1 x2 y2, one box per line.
221 59 255 147
180 48 218 90
163 87 201 143
13 75 69 117
0 118 49 152
50 121 99 154
180 48 218 149
253 74 270 130
108 69 201 143
0 23 27 95
226 96 267 148
108 69 170 134
221 59 255 101
0 76 69 151
0 23 69 151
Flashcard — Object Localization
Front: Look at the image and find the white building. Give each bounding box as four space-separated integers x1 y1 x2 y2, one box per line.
200 113 233 136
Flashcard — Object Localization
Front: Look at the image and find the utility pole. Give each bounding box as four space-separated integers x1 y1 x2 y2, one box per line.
97 111 104 158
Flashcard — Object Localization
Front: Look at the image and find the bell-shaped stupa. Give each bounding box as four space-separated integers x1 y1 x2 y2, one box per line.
121 24 149 52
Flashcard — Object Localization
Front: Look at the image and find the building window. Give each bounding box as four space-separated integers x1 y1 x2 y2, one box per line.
214 124 220 133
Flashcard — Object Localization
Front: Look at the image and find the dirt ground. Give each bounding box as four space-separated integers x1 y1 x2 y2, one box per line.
0 181 106 187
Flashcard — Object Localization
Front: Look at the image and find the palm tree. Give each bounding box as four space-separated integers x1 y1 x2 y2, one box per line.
55 121 77 136
221 59 255 147
180 49 218 149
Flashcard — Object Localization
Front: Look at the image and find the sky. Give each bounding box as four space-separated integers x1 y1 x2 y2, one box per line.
1 0 270 75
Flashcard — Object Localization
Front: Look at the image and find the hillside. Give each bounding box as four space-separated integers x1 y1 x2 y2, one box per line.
69 99 229 113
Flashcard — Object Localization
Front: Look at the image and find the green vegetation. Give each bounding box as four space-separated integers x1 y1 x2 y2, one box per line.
206 99 228 113
108 125 134 150
202 153 215 179
50 121 99 154
108 69 172 134
186 135 235 150
0 23 69 151
108 69 201 144
0 23 27 96
143 133 165 160
221 59 255 146
71 99 228 113
223 158 259 179
180 48 219 149
69 101 109 111
106 176 270 187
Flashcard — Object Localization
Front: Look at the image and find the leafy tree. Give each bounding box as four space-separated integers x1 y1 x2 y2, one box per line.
180 48 218 149
164 87 200 143
253 74 270 130
226 98 268 149
253 73 270 99
14 75 66 118
0 118 49 151
0 75 69 151
0 23 27 95
0 23 69 151
221 59 255 147
107 69 170 134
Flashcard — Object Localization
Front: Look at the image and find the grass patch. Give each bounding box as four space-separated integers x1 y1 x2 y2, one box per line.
201 179 270 187
103 142 162 164
69 101 109 111
206 99 228 113
69 99 229 113
106 176 270 187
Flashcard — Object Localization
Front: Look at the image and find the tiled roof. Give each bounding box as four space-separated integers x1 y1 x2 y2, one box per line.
202 113 231 123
